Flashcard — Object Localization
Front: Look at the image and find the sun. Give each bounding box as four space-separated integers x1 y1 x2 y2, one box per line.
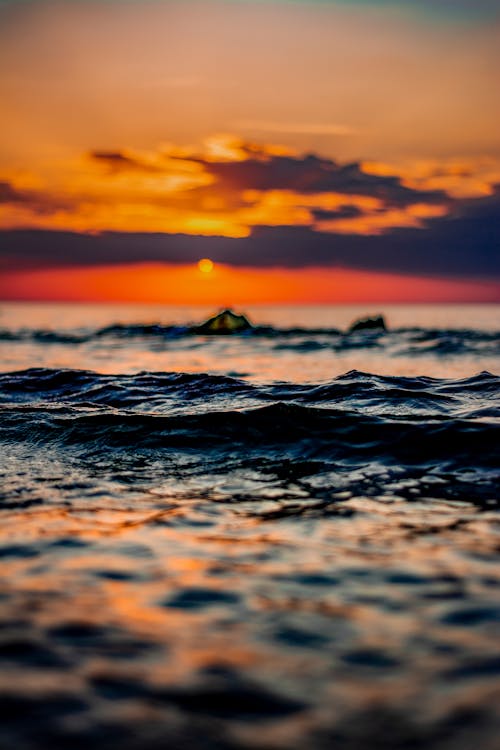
198 258 214 274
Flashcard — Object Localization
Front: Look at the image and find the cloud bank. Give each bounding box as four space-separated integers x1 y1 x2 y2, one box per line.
1 187 498 279
0 137 499 281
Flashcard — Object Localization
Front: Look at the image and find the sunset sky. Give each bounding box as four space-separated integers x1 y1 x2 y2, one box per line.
0 0 499 303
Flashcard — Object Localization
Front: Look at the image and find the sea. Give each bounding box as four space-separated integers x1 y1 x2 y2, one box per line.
1 302 499 750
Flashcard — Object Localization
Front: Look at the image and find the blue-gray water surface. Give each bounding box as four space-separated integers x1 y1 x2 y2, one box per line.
0 304 499 749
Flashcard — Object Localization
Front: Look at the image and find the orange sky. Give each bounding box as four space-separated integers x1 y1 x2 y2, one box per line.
1 263 498 305
0 0 499 303
1 1 499 166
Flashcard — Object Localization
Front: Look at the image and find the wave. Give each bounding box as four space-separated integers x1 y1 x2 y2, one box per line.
0 366 497 406
1 324 499 356
1 368 499 509
3 398 499 461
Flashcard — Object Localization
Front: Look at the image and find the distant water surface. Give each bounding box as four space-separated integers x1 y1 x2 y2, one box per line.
0 303 499 749
1 303 499 380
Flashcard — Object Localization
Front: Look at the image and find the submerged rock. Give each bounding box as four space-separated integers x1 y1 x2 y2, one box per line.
348 314 387 333
191 309 253 335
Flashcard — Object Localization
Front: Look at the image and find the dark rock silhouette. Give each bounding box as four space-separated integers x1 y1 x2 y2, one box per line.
348 314 387 333
191 309 253 335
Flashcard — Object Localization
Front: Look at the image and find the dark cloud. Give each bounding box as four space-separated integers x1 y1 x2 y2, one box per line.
310 205 364 221
0 181 33 204
192 152 449 208
0 180 69 214
89 151 163 173
1 188 499 279
88 143 450 210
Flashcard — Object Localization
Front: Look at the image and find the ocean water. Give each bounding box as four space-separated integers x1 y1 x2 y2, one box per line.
1 303 499 750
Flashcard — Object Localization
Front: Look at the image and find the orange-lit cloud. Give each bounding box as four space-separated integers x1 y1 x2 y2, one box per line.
363 157 500 199
0 135 456 237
